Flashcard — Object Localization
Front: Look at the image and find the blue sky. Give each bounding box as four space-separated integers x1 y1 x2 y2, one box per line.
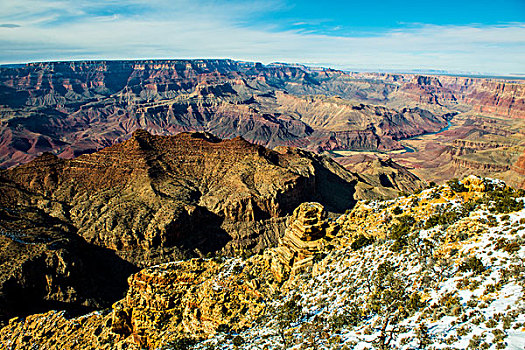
0 0 524 75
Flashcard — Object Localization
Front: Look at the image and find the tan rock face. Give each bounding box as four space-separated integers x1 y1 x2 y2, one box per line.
0 202 334 349
110 258 272 348
271 202 338 282
515 150 525 188
0 255 277 349
462 175 487 192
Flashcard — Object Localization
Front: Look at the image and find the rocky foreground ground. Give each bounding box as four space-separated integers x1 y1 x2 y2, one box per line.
1 175 524 349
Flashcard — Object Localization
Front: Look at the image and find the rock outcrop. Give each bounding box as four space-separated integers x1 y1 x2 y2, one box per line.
271 202 338 282
452 158 512 172
0 255 276 350
0 130 383 264
110 258 272 348
0 131 401 322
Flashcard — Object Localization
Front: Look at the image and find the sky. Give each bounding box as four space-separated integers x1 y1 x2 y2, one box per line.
0 0 524 75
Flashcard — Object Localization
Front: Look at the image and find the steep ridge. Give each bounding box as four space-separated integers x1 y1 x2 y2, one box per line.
0 130 355 264
0 131 404 322
336 154 423 194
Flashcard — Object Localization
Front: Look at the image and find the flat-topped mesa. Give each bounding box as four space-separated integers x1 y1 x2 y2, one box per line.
271 202 338 282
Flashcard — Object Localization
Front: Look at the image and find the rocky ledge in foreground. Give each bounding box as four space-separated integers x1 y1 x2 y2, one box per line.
2 176 524 349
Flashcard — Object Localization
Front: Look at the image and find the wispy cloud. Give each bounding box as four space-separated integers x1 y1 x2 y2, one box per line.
0 0 523 75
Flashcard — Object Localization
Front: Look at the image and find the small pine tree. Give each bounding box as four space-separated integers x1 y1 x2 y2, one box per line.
416 323 432 348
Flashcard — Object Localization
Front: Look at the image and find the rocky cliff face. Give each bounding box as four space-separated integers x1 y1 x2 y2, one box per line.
270 203 338 282
0 60 453 168
349 72 525 118
399 75 525 118
0 131 399 322
452 158 511 172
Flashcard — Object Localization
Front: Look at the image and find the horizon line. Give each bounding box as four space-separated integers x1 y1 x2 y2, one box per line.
1 58 524 81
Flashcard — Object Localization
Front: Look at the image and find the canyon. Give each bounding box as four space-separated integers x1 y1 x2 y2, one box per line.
0 59 524 348
1 176 524 349
0 60 523 188
0 130 410 322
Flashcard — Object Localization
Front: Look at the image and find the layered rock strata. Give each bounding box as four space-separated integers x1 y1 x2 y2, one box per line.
0 131 400 321
0 60 456 168
271 202 338 282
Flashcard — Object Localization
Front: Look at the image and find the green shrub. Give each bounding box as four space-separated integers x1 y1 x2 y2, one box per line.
313 252 326 263
468 280 482 291
416 323 432 348
504 242 520 253
425 210 461 229
279 295 303 324
232 335 244 347
424 201 476 229
476 186 524 214
495 238 509 250
456 324 470 336
459 256 485 275
330 310 361 330
351 234 375 250
447 178 467 192
503 316 513 329
390 215 415 251
164 338 197 350
392 206 403 215
216 324 231 333
407 292 425 311
467 335 482 349
485 319 497 328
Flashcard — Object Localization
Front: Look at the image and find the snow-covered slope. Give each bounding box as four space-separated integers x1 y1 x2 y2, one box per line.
195 177 525 350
